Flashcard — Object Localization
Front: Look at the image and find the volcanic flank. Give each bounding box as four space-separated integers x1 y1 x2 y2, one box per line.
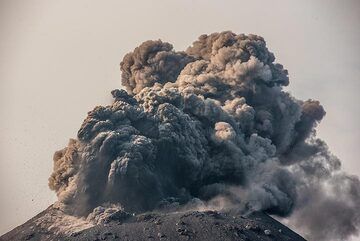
2 31 360 241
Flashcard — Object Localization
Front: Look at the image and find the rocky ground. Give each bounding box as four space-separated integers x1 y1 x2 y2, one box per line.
1 206 306 241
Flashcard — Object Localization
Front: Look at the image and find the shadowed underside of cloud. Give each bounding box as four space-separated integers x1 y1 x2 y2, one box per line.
48 31 360 241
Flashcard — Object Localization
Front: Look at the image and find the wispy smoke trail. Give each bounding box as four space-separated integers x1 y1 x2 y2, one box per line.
48 32 360 241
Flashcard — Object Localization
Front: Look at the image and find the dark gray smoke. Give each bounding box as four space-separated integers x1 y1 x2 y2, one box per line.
48 32 360 241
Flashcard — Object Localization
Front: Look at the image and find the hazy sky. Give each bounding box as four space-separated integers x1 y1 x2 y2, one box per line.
0 0 359 238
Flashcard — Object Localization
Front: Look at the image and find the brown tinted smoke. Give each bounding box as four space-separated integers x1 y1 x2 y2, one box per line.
48 32 360 241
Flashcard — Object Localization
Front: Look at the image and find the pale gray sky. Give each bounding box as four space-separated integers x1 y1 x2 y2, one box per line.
0 0 359 239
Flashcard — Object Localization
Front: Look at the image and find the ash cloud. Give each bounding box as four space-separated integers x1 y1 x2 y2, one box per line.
48 31 360 240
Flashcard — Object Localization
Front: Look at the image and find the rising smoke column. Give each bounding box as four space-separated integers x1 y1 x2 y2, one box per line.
48 32 360 241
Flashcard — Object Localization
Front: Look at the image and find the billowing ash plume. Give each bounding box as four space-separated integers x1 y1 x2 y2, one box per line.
48 32 360 241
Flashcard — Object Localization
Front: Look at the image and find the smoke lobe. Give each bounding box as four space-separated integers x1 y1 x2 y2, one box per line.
48 31 360 240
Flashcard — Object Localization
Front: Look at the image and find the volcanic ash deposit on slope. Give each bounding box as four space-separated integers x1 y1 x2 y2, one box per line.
48 31 360 241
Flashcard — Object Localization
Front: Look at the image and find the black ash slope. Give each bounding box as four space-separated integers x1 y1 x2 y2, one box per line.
1 206 305 241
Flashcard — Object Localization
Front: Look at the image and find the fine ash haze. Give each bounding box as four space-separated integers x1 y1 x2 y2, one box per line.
47 31 360 241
